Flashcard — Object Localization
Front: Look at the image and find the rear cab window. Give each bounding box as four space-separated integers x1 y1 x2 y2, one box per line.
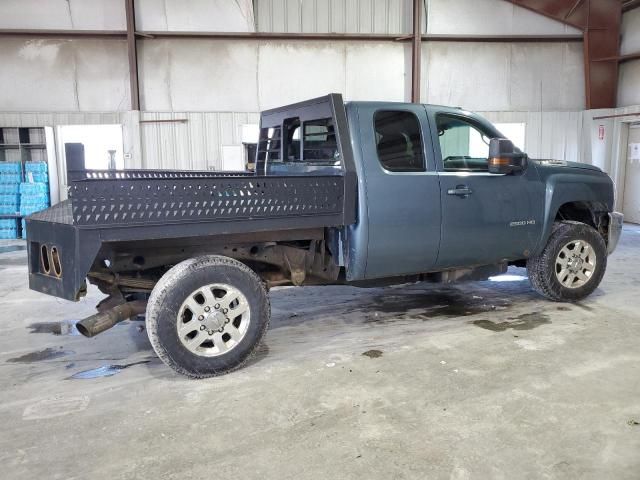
303 119 339 164
374 110 425 172
258 117 341 174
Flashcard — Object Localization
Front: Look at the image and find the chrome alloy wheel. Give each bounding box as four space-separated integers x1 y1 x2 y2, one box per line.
177 283 251 356
555 240 597 289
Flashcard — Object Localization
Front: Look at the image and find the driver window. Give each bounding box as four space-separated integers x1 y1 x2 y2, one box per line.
437 114 492 172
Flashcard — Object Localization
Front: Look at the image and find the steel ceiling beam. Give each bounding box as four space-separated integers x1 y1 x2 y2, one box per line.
0 29 584 43
136 31 412 41
622 0 640 13
593 51 640 63
504 0 622 109
422 33 582 42
134 31 582 43
0 29 126 38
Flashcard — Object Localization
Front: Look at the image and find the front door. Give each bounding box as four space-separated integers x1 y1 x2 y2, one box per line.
623 124 640 224
356 104 441 278
429 111 543 269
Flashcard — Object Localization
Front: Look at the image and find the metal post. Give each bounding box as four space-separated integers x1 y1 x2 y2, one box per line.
65 143 86 182
125 0 140 110
411 0 422 103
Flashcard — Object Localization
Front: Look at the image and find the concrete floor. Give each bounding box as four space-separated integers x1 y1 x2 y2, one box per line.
0 227 639 480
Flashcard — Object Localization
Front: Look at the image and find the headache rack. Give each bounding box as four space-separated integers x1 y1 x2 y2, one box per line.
26 94 357 301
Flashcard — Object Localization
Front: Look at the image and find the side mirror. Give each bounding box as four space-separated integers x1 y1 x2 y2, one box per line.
488 138 527 174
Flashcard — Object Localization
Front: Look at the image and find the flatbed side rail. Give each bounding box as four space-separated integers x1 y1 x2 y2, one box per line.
69 173 348 229
80 169 255 180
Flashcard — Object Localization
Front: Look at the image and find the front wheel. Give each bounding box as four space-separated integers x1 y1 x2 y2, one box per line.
527 221 607 302
146 255 270 378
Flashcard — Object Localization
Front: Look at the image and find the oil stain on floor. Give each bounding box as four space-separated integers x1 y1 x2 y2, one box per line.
472 312 551 332
7 347 74 363
69 360 150 379
362 349 383 359
361 290 512 323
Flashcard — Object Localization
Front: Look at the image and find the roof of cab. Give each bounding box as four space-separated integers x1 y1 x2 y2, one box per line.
346 100 463 110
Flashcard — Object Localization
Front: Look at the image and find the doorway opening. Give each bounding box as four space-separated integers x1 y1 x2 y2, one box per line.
622 123 640 224
55 125 124 200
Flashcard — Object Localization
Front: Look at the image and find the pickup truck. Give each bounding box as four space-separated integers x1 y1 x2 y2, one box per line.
26 94 623 378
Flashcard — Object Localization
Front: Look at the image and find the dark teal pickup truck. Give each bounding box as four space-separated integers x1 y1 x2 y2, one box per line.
26 94 623 378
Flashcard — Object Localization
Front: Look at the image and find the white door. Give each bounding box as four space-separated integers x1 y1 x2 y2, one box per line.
623 124 640 224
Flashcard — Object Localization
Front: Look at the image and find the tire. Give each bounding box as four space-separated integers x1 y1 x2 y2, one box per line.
527 221 607 302
146 255 270 378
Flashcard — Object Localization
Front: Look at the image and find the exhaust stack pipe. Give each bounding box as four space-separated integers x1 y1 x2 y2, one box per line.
76 300 147 338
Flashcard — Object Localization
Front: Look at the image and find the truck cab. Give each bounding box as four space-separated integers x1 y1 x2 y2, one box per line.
345 101 544 280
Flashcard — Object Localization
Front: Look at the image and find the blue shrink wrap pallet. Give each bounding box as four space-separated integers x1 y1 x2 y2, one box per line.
0 163 21 174
24 162 48 174
19 183 49 195
0 229 17 239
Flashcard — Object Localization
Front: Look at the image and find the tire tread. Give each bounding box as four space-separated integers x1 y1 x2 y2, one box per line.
527 221 606 302
146 255 270 379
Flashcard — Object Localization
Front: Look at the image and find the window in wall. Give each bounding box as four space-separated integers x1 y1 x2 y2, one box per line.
374 110 425 172
436 114 494 172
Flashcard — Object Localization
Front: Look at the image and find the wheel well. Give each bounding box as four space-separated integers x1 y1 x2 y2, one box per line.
555 201 609 238
88 239 341 295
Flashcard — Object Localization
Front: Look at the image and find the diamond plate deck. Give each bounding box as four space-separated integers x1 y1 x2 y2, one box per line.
28 200 74 225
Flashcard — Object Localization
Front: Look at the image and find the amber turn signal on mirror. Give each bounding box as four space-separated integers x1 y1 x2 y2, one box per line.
488 157 512 167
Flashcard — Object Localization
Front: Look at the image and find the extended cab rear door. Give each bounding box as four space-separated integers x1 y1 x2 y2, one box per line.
350 103 441 279
427 108 544 269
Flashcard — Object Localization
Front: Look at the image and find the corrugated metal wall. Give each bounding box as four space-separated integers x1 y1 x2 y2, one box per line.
0 112 124 127
479 111 584 163
0 109 587 170
139 111 260 170
138 110 588 168
137 110 586 168
254 0 580 35
255 0 410 34
0 111 261 172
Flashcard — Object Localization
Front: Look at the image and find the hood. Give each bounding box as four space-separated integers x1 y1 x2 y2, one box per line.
533 159 603 173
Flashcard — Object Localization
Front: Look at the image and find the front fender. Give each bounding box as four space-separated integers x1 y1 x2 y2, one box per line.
534 171 614 256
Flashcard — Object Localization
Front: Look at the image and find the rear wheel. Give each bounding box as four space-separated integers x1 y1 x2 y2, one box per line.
146 255 270 378
527 221 607 302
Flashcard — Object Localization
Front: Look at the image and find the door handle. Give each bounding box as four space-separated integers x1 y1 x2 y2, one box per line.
447 185 473 197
